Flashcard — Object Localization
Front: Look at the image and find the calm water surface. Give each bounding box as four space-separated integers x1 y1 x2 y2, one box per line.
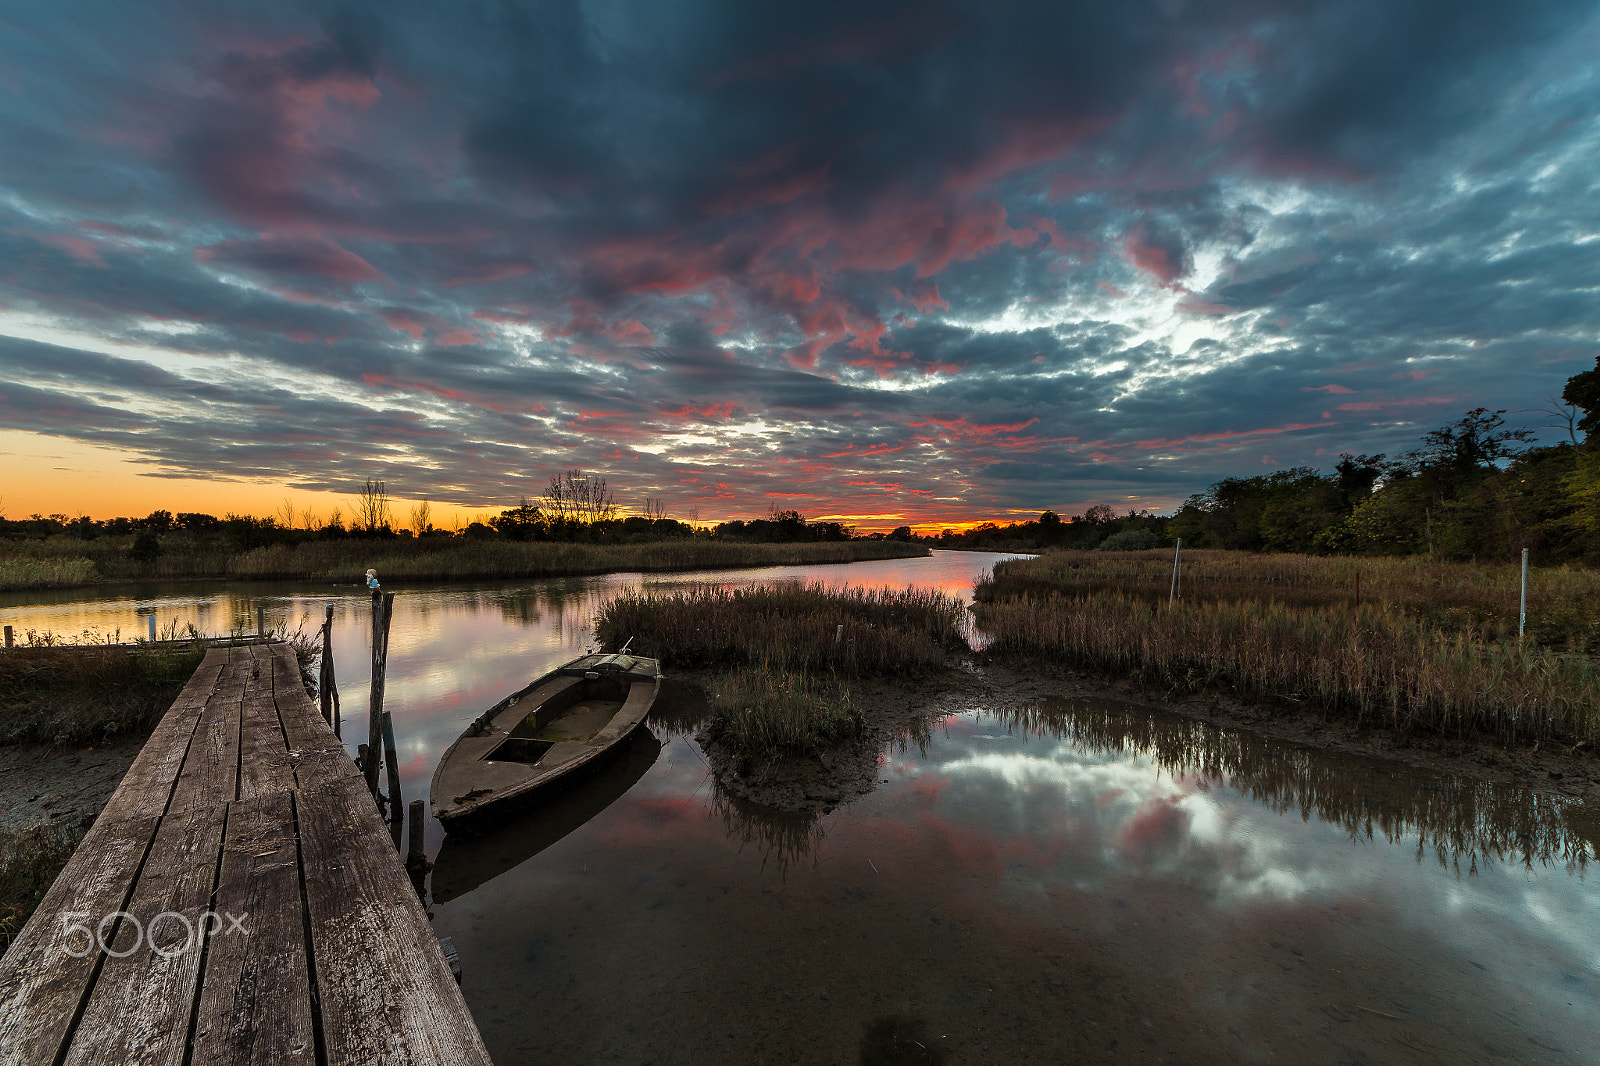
5 551 1598 1064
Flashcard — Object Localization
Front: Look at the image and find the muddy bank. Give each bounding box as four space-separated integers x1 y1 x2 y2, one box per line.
682 656 1600 815
0 741 143 835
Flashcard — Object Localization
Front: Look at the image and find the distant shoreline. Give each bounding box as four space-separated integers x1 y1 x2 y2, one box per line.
0 538 929 594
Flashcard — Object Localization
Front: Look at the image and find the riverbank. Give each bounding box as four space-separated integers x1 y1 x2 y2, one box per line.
0 537 927 591
686 654 1600 817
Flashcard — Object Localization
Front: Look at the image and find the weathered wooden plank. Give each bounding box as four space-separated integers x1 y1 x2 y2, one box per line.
0 813 161 1066
189 790 315 1066
62 801 228 1066
236 661 290 802
166 660 247 813
271 651 362 795
96 651 227 824
298 774 492 1066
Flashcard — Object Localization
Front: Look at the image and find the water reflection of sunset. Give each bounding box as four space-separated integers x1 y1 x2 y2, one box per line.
8 553 1596 1062
432 686 1598 1063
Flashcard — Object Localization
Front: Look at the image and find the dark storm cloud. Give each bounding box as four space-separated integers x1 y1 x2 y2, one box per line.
1 0 1597 523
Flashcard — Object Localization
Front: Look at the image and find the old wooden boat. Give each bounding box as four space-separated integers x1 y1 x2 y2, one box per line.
430 651 662 831
431 728 661 901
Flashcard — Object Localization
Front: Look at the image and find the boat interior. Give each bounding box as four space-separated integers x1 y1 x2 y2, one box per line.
488 675 631 764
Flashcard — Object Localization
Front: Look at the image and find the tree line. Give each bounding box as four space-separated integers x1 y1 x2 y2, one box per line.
899 361 1600 560
0 471 867 555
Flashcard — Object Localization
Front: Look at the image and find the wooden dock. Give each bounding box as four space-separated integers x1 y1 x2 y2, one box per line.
0 642 492 1065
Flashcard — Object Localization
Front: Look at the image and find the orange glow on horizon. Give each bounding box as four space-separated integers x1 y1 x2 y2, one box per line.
1 431 1160 536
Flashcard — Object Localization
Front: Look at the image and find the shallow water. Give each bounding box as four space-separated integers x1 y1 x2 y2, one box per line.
6 551 1598 1063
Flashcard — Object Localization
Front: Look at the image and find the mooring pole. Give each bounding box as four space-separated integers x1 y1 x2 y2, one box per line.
256 605 266 642
3 625 11 648
406 799 429 891
383 707 402 831
319 603 336 728
147 613 156 643
1519 547 1529 639
366 591 385 796
1169 538 1182 606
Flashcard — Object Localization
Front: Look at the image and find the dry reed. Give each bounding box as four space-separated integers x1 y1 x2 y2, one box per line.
595 581 968 675
0 558 97 590
707 666 863 762
0 824 80 952
977 591 1600 744
0 638 207 745
977 549 1599 648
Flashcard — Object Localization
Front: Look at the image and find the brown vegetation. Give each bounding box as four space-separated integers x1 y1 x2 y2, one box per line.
598 582 967 762
0 824 78 952
974 551 1600 746
0 639 207 746
595 581 968 676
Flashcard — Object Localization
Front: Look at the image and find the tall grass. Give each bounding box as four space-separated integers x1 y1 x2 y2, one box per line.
978 549 1600 648
977 591 1600 744
0 637 207 745
707 666 862 761
0 558 97 590
595 582 969 675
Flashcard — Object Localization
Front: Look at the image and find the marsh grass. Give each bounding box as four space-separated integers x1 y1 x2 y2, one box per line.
595 581 969 675
0 558 97 590
0 536 926 590
0 634 207 746
707 665 863 763
602 582 961 764
977 549 1600 649
977 591 1600 745
0 823 79 952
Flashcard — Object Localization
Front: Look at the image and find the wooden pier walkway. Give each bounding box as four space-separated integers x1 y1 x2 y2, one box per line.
0 642 492 1065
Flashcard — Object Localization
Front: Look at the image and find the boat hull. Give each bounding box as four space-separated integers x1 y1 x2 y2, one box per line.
430 653 662 832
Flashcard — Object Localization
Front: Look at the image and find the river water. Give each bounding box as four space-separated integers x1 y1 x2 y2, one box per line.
4 551 1597 1064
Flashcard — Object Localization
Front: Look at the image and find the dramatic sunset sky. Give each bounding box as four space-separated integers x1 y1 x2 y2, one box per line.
2 1 1597 530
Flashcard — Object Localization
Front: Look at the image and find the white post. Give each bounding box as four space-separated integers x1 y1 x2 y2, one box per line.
1169 539 1182 606
147 613 156 642
1519 547 1529 639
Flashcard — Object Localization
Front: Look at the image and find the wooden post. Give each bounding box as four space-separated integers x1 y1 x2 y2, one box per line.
405 799 428 894
256 605 266 642
365 592 385 796
147 613 157 642
1519 547 1529 639
1169 539 1181 606
382 709 402 826
2 625 11 648
319 603 337 731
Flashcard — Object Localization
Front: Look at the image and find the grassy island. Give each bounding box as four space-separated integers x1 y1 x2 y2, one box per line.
597 582 968 761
